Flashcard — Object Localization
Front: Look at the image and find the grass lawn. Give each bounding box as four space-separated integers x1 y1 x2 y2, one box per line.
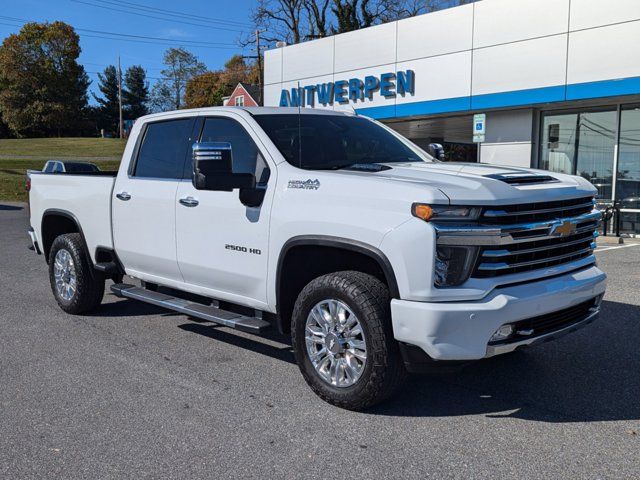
0 138 125 203
0 137 126 159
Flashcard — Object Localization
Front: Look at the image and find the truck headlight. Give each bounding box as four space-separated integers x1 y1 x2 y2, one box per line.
412 203 481 222
434 246 478 287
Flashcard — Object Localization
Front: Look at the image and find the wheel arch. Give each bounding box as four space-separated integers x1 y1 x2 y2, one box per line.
41 209 90 264
275 235 399 334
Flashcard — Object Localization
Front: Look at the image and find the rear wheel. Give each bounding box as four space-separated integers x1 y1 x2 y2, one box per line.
49 233 104 314
292 271 405 410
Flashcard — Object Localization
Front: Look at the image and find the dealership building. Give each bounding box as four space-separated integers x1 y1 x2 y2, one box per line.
263 0 640 234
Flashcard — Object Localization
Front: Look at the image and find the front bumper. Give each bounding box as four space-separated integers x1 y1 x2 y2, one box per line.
391 265 607 361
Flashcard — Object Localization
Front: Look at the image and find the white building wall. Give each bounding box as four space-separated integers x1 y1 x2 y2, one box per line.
264 0 640 167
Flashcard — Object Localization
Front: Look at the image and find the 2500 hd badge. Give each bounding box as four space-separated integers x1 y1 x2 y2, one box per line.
225 244 261 255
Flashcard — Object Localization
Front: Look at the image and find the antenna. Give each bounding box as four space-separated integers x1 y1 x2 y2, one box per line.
297 81 302 168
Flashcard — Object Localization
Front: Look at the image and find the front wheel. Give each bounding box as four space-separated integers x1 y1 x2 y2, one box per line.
49 233 105 314
291 271 405 410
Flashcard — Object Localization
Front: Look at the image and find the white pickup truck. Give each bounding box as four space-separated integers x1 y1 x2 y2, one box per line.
28 107 606 410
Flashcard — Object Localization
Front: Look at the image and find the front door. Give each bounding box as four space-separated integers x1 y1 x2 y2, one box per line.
112 117 195 282
175 114 274 306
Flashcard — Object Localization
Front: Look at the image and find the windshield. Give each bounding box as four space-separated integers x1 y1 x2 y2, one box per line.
253 114 429 170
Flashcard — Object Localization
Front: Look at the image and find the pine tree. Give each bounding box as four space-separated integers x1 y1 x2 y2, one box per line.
93 65 120 135
123 65 149 119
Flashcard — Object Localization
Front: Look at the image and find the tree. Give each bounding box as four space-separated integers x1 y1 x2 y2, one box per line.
253 0 304 45
93 65 120 135
305 0 331 38
123 65 149 119
151 47 206 112
184 55 260 109
0 21 90 137
0 112 11 139
184 71 224 108
251 0 476 44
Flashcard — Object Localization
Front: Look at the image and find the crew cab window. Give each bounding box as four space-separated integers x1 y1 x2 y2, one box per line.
193 117 270 184
134 118 193 179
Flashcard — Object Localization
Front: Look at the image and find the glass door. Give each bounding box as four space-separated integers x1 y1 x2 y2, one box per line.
617 105 640 234
540 109 617 201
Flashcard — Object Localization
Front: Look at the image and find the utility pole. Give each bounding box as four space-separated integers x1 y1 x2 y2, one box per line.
243 30 264 106
117 55 123 139
256 29 262 106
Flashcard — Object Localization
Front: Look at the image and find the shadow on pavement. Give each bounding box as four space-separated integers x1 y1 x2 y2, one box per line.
178 322 296 365
89 296 176 317
369 299 640 422
93 294 639 422
0 204 24 211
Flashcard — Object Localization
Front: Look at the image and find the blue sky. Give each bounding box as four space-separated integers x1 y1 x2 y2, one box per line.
0 0 258 101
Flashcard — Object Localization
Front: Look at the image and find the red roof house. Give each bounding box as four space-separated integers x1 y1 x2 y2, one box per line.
223 82 261 107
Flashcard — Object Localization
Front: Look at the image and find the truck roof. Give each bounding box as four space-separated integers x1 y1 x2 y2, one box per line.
135 106 352 124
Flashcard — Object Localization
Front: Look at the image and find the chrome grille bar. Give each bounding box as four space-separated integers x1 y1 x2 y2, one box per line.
483 200 595 218
477 244 596 271
481 232 597 258
435 210 601 246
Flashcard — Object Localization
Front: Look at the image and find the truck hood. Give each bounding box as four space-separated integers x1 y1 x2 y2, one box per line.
340 161 597 205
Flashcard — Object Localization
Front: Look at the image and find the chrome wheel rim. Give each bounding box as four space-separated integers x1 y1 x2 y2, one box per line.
53 249 77 301
305 299 367 388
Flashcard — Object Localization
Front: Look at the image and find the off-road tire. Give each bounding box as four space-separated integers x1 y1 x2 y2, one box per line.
49 233 105 314
292 271 405 410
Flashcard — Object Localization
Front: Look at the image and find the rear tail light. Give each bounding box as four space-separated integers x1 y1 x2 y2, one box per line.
25 177 31 192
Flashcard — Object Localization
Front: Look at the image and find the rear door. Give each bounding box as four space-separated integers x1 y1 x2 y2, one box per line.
174 114 274 306
112 117 196 282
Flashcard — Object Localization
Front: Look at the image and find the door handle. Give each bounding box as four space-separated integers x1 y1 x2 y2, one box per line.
116 192 131 201
179 196 199 207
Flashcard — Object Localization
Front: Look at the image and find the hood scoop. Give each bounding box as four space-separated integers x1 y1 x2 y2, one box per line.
484 172 559 186
343 163 392 172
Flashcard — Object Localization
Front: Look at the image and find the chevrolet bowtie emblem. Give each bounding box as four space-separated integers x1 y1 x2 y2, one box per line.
552 220 577 237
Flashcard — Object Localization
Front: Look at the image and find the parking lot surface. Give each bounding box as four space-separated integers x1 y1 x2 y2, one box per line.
1 203 639 479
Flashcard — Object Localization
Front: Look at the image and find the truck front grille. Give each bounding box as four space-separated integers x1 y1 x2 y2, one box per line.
471 196 599 278
481 196 595 225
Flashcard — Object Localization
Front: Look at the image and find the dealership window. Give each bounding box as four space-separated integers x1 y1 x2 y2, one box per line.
539 104 640 235
617 105 640 232
540 109 616 201
389 114 478 162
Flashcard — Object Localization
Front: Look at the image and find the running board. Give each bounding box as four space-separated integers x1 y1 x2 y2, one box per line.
110 283 270 334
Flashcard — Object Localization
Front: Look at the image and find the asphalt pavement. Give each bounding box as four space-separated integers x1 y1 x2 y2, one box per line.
1 203 639 479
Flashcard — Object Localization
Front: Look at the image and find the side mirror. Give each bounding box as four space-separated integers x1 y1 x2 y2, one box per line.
192 142 255 191
427 143 445 161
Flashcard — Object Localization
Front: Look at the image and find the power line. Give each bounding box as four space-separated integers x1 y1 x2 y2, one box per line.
74 27 237 47
0 16 241 50
69 0 249 34
98 0 253 28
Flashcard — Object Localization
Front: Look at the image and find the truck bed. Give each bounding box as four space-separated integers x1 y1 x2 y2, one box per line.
29 172 117 261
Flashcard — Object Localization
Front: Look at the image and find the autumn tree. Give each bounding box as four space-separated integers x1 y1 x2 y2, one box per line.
184 71 224 108
0 21 89 137
184 55 260 109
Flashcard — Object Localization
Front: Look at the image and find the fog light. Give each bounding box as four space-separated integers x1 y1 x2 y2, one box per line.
490 324 514 343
